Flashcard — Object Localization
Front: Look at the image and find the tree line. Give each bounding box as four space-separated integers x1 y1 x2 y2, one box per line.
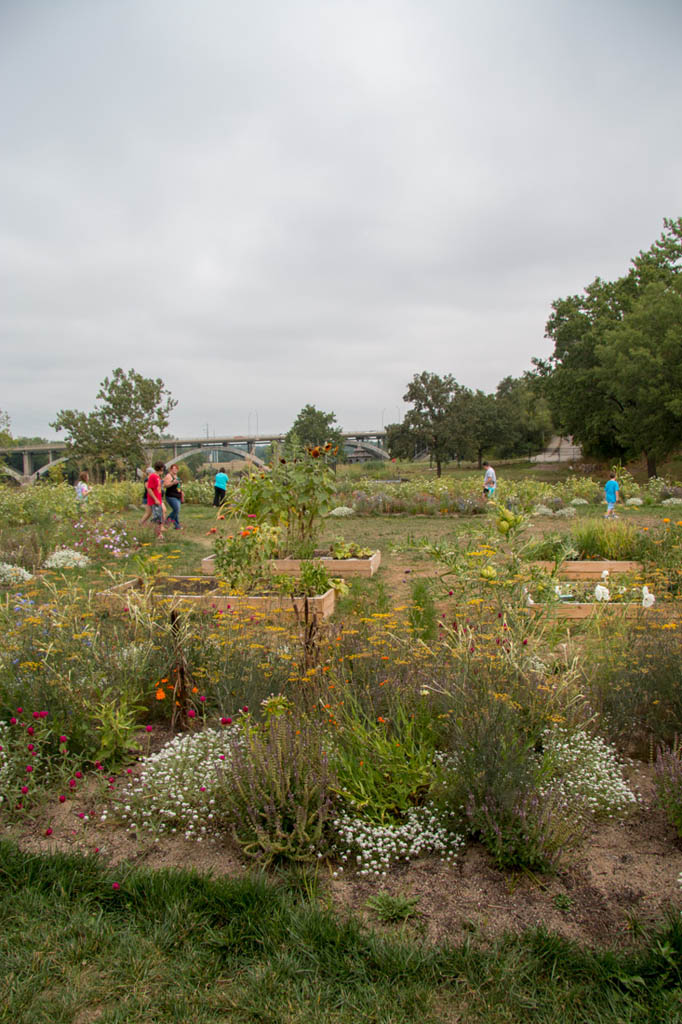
3 217 680 479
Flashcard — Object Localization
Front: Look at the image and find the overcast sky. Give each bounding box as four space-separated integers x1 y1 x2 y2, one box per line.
1 0 681 440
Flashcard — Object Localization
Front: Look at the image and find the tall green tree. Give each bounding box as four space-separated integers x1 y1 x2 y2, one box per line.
0 410 12 448
285 405 343 450
389 372 466 476
596 279 682 477
51 368 177 477
494 376 553 459
534 217 682 473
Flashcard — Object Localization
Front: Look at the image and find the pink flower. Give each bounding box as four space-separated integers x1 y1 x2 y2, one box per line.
27 743 34 752
32 711 40 719
112 882 120 890
68 779 76 788
199 695 206 702
39 711 48 719
59 736 67 743
45 827 53 836
27 726 34 736
75 771 82 779
126 768 133 774
187 709 196 718
78 812 85 819
16 707 23 714
200 786 206 792
59 795 66 803
21 785 28 794
220 717 232 725
9 718 17 725
145 725 153 733
242 706 249 713
218 754 225 761
26 765 33 773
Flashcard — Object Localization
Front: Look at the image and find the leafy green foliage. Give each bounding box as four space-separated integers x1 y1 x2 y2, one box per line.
51 367 177 477
215 715 337 866
654 741 682 836
236 445 336 553
366 891 422 923
285 404 343 449
329 688 437 823
536 216 682 475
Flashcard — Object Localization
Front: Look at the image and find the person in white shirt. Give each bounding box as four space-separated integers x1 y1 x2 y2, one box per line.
482 461 496 498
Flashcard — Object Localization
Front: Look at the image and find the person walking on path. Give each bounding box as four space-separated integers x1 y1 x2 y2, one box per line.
163 464 183 530
482 461 496 498
146 461 166 539
140 466 154 525
604 471 620 518
213 466 229 507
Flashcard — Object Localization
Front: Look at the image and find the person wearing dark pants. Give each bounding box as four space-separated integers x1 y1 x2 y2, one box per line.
213 467 228 507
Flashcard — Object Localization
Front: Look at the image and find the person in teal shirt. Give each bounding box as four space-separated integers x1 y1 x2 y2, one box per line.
604 472 620 518
213 467 229 507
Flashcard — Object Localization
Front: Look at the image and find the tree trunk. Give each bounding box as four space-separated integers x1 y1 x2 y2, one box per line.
645 452 657 478
477 448 483 469
436 458 442 477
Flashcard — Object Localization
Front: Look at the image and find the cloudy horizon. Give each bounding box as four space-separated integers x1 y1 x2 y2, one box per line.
1 0 681 440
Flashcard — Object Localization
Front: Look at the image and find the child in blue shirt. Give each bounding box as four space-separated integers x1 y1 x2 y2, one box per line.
604 472 620 518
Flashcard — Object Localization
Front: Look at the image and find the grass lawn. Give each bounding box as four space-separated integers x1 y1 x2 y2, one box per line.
2 840 682 1024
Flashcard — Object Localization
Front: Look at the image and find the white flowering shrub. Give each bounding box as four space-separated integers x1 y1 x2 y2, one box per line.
0 562 33 585
332 805 464 879
554 507 576 519
328 506 355 517
540 728 638 818
626 497 643 507
43 548 91 569
111 728 242 842
662 497 682 506
531 505 555 517
570 498 589 506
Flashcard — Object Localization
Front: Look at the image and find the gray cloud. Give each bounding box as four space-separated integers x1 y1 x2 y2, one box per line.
1 0 681 437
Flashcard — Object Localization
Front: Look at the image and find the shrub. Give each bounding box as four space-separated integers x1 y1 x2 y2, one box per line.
654 741 682 836
112 726 242 841
328 687 438 824
0 563 33 585
586 628 682 752
539 728 638 818
332 805 464 879
43 548 91 569
216 715 338 866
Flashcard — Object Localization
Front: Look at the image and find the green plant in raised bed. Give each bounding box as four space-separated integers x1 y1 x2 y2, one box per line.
330 538 374 559
235 444 336 556
213 523 281 592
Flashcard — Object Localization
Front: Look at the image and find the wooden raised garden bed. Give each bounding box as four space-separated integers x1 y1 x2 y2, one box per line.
96 576 336 618
532 560 642 580
200 550 381 578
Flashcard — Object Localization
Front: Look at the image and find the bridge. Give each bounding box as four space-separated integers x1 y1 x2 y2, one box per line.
0 431 389 484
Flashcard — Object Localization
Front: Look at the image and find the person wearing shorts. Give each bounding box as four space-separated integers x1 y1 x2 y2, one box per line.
146 461 166 539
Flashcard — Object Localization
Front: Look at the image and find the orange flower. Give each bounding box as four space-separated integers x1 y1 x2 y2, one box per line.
156 689 166 701
218 515 225 520
207 527 217 534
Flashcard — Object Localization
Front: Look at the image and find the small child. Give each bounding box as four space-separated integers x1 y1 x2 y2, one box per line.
75 471 90 501
604 472 620 518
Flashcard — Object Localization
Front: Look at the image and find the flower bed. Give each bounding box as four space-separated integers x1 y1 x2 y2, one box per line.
96 576 336 618
200 549 381 578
